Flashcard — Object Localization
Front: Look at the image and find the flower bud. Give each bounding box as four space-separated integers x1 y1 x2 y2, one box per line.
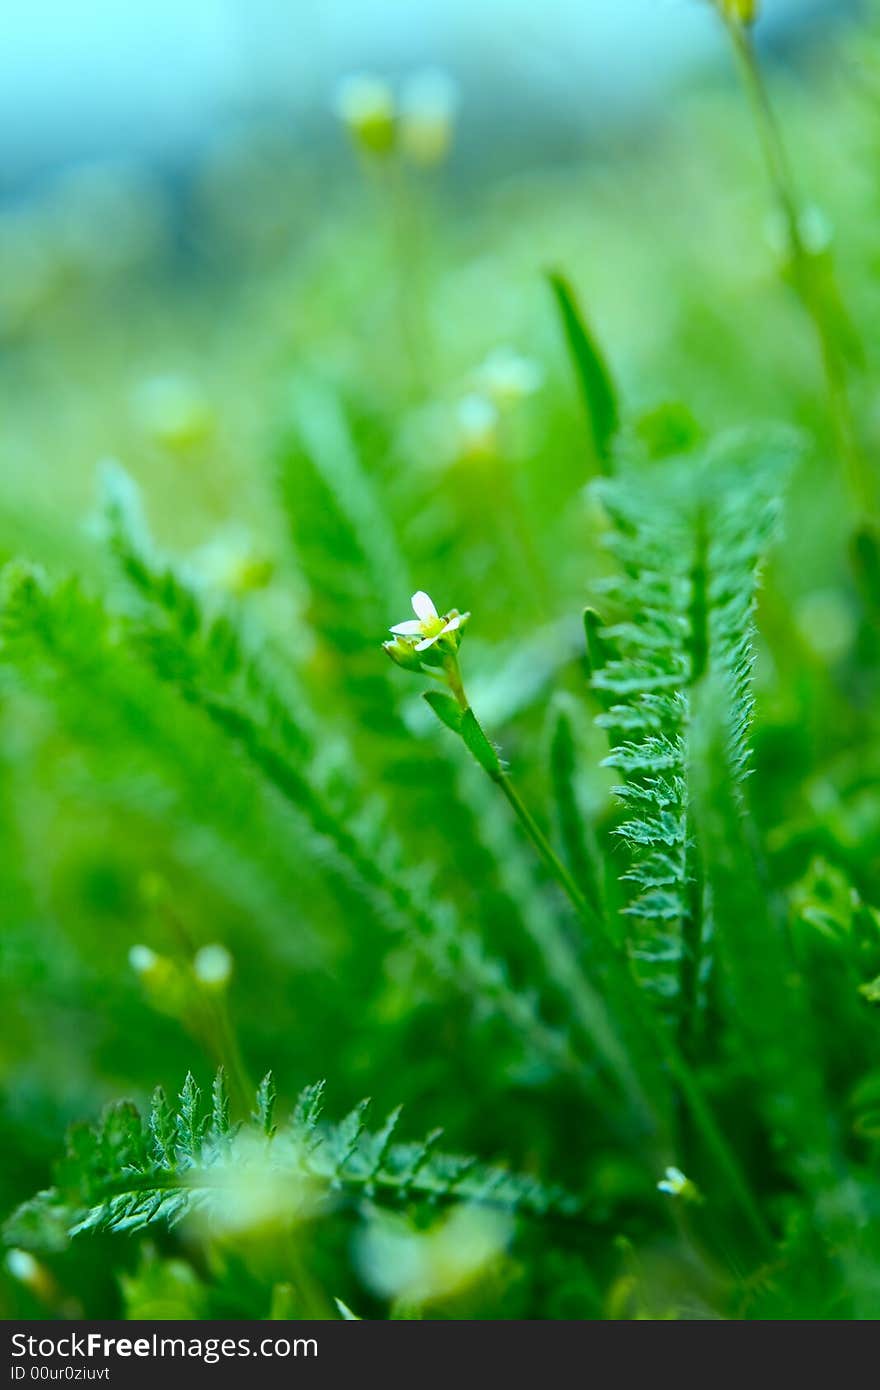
400 70 458 167
455 393 500 461
193 942 233 990
129 944 181 1011
383 637 425 672
475 347 543 408
131 374 213 453
5 1250 56 1302
129 944 162 980
335 75 396 156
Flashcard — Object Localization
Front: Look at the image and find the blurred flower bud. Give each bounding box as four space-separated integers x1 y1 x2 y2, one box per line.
194 528 274 595
5 1250 57 1303
129 944 184 1013
131 374 213 453
193 943 233 990
129 944 162 979
400 70 458 167
456 393 500 461
335 75 396 156
475 347 543 407
657 1165 702 1203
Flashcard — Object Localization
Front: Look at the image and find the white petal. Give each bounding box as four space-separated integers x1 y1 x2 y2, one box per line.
411 590 438 622
440 614 461 634
414 633 440 652
389 619 422 635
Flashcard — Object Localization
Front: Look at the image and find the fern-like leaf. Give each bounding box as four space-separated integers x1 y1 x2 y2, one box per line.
592 430 791 1011
4 1073 581 1252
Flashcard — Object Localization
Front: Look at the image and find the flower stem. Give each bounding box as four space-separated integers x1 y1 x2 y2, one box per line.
495 771 602 935
449 683 770 1250
724 18 873 513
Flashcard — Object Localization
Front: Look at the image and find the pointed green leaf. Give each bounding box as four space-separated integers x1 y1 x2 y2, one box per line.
548 270 619 470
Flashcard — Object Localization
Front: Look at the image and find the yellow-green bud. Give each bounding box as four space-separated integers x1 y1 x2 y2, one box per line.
335 75 396 156
129 944 182 1013
383 636 425 672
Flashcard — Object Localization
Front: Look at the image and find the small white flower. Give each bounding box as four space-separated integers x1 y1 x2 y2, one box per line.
389 590 469 652
475 347 543 406
657 1165 700 1202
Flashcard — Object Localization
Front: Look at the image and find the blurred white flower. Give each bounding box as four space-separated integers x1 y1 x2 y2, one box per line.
657 1165 700 1201
455 392 500 460
400 70 458 167
129 944 160 978
355 1203 512 1305
186 1130 318 1238
475 347 544 407
193 526 274 595
193 943 233 989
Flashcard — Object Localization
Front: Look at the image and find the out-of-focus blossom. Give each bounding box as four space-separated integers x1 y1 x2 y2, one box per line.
475 347 543 407
455 392 500 461
657 1165 701 1202
194 527 274 595
400 70 458 167
355 1204 512 1305
131 374 214 453
193 943 233 990
335 74 396 156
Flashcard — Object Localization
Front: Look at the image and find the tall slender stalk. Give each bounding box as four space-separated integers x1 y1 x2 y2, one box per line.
721 14 873 513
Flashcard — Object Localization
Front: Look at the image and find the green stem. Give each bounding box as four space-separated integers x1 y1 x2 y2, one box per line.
450 674 770 1250
496 772 603 937
725 19 872 513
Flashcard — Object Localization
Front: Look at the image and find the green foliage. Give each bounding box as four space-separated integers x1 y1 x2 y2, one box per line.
593 432 791 1007
5 5 880 1322
6 1071 578 1252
